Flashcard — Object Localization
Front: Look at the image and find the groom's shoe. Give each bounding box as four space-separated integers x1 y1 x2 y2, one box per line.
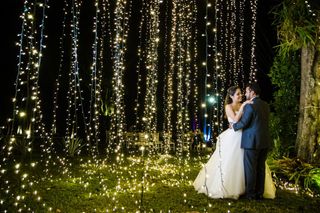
255 195 263 200
246 196 256 200
239 194 255 200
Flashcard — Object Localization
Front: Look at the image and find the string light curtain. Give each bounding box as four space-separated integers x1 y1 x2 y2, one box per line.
206 0 258 139
107 0 131 157
51 0 68 141
163 0 199 153
1 1 51 211
7 0 49 154
64 0 89 153
140 0 161 151
86 0 107 156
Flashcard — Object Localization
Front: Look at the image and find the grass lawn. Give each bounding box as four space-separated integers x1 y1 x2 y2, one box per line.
1 153 319 212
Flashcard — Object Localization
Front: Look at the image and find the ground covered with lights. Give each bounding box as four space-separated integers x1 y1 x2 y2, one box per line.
1 153 320 212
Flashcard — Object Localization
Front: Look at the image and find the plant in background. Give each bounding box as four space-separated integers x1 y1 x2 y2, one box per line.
64 137 84 157
271 157 320 196
272 0 318 57
100 92 114 118
309 168 320 195
269 51 300 158
9 136 33 158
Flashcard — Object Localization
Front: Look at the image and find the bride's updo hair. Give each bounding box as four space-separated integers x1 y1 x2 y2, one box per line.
224 86 240 106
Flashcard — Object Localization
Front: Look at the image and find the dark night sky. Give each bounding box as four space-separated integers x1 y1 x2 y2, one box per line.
0 0 279 127
1 1 24 125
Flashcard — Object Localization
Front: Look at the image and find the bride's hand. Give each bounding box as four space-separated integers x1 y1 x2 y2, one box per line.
243 100 252 105
243 98 253 105
239 99 253 113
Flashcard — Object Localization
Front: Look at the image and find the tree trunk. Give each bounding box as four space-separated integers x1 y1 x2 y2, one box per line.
296 45 320 163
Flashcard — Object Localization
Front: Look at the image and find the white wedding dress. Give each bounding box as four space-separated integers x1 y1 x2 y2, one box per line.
193 115 276 199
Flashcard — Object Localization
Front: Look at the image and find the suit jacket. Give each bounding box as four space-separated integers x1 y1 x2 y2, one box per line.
233 97 272 149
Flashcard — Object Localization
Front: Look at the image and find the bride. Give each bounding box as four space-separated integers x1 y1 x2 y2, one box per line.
193 86 275 199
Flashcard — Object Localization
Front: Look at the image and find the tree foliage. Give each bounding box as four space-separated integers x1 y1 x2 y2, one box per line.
269 52 300 157
271 0 320 161
272 0 319 57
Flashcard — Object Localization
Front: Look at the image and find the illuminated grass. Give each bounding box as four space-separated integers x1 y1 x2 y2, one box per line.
1 154 320 212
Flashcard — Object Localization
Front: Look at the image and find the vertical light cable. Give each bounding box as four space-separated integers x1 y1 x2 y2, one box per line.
249 0 258 82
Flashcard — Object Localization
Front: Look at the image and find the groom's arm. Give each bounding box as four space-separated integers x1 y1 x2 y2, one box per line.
233 105 253 131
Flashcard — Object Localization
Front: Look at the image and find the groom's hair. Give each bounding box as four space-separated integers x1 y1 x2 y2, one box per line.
247 82 261 95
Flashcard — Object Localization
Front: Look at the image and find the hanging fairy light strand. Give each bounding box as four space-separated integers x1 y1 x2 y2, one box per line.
27 1 47 141
221 0 229 86
108 0 131 157
65 0 89 150
161 0 169 137
238 0 245 89
249 0 258 82
65 0 79 140
191 0 199 134
105 0 113 63
217 0 225 134
106 1 135 210
1 3 33 212
159 0 198 207
186 17 203 210
142 0 160 142
176 2 188 153
93 0 109 156
87 0 104 156
51 0 68 139
304 0 318 17
132 1 162 208
8 1 49 146
230 0 238 84
209 0 257 137
204 0 219 141
210 0 220 138
163 0 176 152
202 0 209 141
163 0 198 152
133 0 147 132
1 1 52 211
175 0 191 154
33 1 49 141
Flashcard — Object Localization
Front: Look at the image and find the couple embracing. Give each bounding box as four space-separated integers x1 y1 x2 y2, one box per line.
194 83 276 200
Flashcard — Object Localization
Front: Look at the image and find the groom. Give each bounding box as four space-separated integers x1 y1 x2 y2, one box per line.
233 83 272 200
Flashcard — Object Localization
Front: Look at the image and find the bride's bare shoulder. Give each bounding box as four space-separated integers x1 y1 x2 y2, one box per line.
225 104 235 111
225 104 235 115
225 104 232 109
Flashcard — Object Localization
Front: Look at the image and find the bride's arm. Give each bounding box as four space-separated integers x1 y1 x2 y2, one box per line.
234 101 251 121
225 100 252 123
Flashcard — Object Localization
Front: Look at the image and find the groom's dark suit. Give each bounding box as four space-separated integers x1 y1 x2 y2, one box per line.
233 97 272 199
